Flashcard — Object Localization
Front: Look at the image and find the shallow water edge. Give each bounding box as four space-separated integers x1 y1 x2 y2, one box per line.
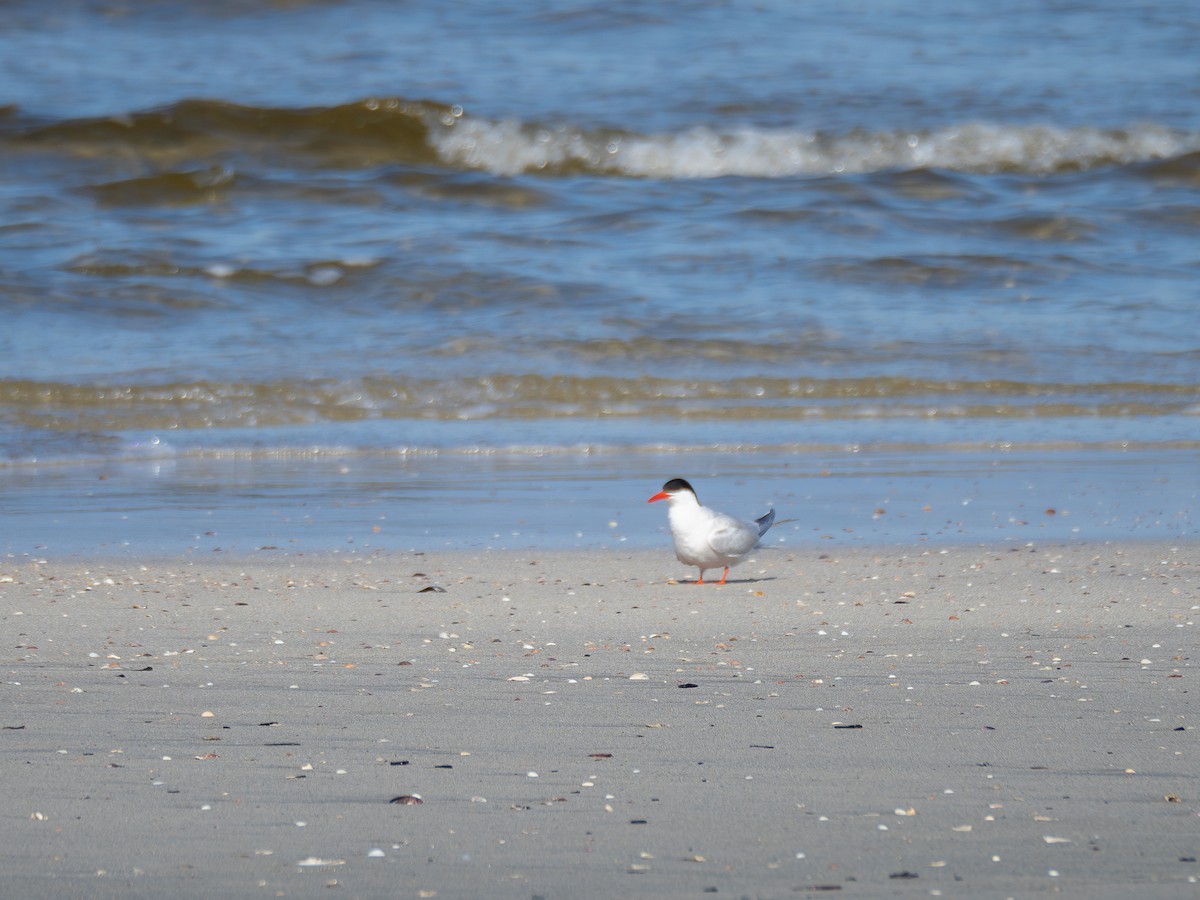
2 445 1194 559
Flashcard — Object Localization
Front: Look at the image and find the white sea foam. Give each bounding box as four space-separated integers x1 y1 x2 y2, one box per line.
430 118 1200 179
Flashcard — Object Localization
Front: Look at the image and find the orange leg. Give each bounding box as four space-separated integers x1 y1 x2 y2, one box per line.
715 566 730 585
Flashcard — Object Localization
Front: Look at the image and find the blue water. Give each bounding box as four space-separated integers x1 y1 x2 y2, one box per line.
1 447 1193 558
0 0 1197 555
8 1 1199 131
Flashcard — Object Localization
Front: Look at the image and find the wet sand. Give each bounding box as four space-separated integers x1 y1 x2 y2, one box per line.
1 542 1196 898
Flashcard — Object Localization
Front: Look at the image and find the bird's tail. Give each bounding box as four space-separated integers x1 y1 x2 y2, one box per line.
755 507 776 537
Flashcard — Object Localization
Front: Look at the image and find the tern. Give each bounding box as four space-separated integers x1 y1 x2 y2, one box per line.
647 478 775 584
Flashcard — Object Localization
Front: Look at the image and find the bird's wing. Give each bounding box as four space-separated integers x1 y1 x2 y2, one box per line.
755 507 776 537
708 514 760 557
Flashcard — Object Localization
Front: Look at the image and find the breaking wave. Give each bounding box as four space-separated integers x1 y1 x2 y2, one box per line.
6 98 1200 179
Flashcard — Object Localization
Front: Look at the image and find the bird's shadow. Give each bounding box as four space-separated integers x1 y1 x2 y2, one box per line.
678 576 779 586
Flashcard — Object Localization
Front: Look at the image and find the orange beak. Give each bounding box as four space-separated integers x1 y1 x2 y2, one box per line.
647 491 669 503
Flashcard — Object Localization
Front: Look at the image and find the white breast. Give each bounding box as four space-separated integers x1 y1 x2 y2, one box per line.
667 498 760 569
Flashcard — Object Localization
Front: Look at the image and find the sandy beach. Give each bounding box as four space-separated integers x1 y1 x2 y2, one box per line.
1 541 1196 899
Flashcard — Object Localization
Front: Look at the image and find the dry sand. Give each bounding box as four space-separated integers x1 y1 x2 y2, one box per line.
1 541 1196 899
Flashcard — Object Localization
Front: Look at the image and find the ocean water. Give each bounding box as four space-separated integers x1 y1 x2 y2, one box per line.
1 0 1197 556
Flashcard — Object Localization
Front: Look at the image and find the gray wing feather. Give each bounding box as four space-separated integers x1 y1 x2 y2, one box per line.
755 507 775 537
709 507 774 557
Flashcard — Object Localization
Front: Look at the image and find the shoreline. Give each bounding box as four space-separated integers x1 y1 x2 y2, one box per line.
2 541 1196 897
3 446 1196 559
